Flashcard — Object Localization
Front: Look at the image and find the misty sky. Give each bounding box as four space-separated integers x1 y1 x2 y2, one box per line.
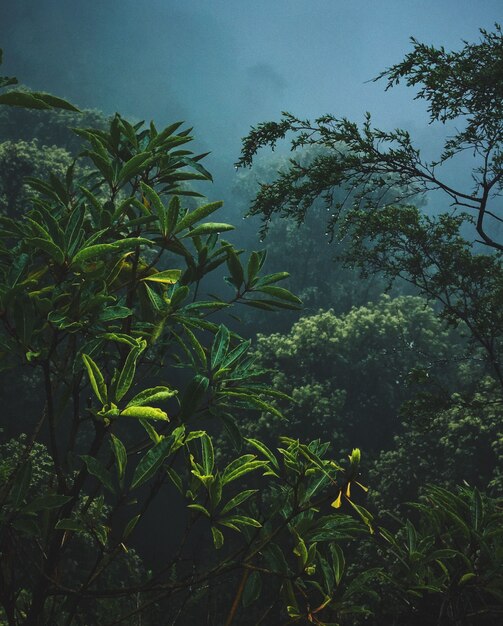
1 0 502 176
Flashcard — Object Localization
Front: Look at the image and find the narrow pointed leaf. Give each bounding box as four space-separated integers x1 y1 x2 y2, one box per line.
131 436 175 490
127 386 177 408
211 526 224 549
118 152 153 184
242 571 262 607
200 433 214 476
81 455 115 493
211 324 230 370
27 238 65 264
182 223 234 238
220 489 258 515
120 406 169 421
23 494 72 513
82 354 107 404
174 201 223 233
115 342 146 402
140 182 168 234
142 269 181 284
110 434 127 482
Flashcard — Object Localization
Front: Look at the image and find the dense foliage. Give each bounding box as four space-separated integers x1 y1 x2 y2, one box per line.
232 150 394 336
235 24 503 624
0 52 376 626
238 25 503 383
247 295 461 452
1 24 502 626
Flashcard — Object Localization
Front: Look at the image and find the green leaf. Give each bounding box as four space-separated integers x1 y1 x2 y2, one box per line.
27 238 65 264
72 243 116 267
23 494 72 513
330 543 345 585
142 269 182 284
127 386 177 407
293 534 309 566
110 434 127 482
174 201 223 233
255 285 302 304
170 285 190 308
246 251 260 285
222 457 268 485
98 306 132 322
200 433 214 476
142 283 164 313
180 375 209 418
459 572 477 585
166 195 180 235
226 249 244 288
55 519 87 532
118 152 153 184
166 467 183 494
139 419 162 444
220 489 258 515
286 606 302 619
47 311 81 331
255 272 290 286
115 342 146 402
0 91 51 109
245 298 301 311
220 413 243 451
130 435 175 490
211 324 230 371
211 526 224 549
346 499 374 534
406 520 417 554
222 392 284 419
179 156 213 181
140 182 168 234
118 117 139 148
188 503 211 517
242 571 262 607
25 216 52 240
181 325 207 368
78 186 103 224
80 455 115 493
182 223 235 238
219 514 261 529
31 92 79 111
95 525 109 547
111 195 137 221
82 150 114 184
245 438 280 471
263 543 290 575
184 430 206 443
240 299 275 311
100 332 138 347
148 121 185 149
82 354 107 405
64 204 86 254
110 237 153 253
120 406 169 421
124 514 140 538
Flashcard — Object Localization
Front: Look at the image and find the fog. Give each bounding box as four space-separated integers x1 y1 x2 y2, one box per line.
2 0 501 180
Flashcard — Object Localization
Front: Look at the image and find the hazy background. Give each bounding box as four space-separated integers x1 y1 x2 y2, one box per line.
2 0 501 181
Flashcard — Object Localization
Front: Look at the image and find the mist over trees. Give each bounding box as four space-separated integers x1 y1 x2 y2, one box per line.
0 17 502 626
